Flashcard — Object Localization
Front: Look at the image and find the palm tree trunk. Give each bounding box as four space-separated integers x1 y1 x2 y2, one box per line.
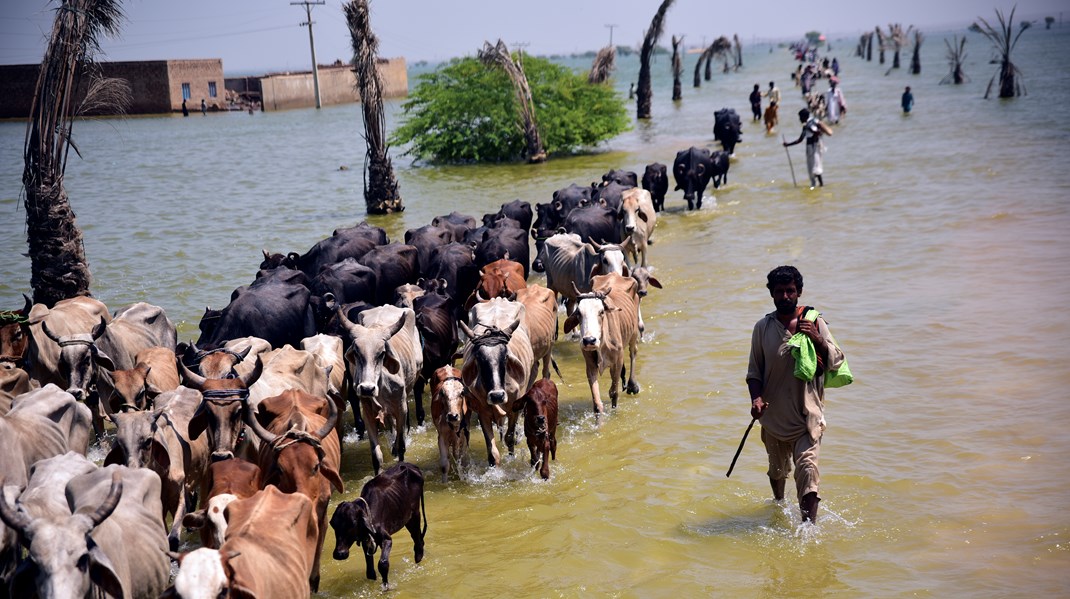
480 40 546 162
692 50 705 87
671 35 683 101
637 0 675 119
345 0 402 214
23 0 126 307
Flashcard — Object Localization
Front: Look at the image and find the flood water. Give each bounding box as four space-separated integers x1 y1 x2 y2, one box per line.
2 26 1070 597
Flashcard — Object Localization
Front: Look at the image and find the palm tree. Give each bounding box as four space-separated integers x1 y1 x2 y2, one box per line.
671 35 683 101
692 48 705 87
733 33 743 68
588 45 616 84
1045 16 1054 29
479 39 546 162
344 0 402 213
23 0 128 307
888 23 912 69
939 35 970 85
637 0 675 119
977 6 1029 99
704 36 731 82
909 30 924 74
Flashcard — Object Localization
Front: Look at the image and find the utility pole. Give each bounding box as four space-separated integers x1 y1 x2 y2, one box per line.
291 0 325 109
605 24 618 47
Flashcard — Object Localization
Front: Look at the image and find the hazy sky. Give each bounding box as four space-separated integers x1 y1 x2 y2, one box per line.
2 0 1065 73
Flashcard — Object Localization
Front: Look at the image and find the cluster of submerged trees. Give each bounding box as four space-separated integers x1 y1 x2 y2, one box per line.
854 7 1032 99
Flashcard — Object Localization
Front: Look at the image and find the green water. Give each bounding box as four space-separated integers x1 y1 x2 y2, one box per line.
2 27 1069 598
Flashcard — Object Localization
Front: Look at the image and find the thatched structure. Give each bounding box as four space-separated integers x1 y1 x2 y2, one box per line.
23 0 129 307
345 0 403 213
637 0 675 119
480 39 546 162
939 35 970 85
976 7 1029 99
588 45 616 84
671 35 683 101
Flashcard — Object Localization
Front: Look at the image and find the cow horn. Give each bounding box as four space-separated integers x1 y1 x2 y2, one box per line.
91 316 107 340
312 397 339 441
179 359 207 389
41 320 62 344
458 320 476 340
475 288 488 302
238 357 263 388
86 471 123 529
0 481 33 537
590 239 604 252
243 406 277 445
571 281 582 297
21 294 32 315
235 346 252 362
336 307 358 333
506 318 521 335
506 290 517 301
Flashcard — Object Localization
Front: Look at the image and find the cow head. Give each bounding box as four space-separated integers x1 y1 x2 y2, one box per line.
588 241 629 279
168 547 239 599
41 316 109 406
458 319 520 405
104 407 169 471
0 471 125 599
431 367 468 435
564 289 618 352
393 283 425 309
0 295 31 364
329 498 379 568
96 363 160 413
630 266 663 298
338 310 406 399
182 357 263 461
243 393 343 495
182 459 263 549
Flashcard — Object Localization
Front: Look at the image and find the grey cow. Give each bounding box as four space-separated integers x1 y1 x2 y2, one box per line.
539 233 628 317
338 305 422 474
0 465 170 599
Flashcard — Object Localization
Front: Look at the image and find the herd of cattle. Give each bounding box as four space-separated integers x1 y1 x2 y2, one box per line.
0 151 739 596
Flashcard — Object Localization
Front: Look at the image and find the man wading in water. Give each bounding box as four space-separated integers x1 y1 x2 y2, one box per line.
784 108 832 188
747 266 845 523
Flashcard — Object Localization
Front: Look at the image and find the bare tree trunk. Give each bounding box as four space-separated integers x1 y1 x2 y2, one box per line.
671 35 683 101
693 50 705 87
637 0 675 119
910 31 923 74
876 27 886 64
480 39 546 162
704 47 714 81
867 31 874 61
23 0 127 307
733 34 742 68
345 0 402 213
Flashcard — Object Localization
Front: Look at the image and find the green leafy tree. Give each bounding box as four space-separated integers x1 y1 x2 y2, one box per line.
391 56 629 163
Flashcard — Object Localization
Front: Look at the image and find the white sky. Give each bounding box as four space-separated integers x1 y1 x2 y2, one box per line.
2 0 1065 73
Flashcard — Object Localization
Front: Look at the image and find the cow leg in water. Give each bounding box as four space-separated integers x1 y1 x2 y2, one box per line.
310 497 328 593
364 546 377 580
414 375 426 426
168 479 189 551
504 410 519 456
362 400 385 474
378 535 394 588
437 432 451 482
625 337 641 395
584 352 605 414
477 405 501 466
392 402 407 461
406 508 424 564
347 379 366 439
609 358 621 409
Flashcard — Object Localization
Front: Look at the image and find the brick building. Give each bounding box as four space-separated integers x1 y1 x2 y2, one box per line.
0 58 225 118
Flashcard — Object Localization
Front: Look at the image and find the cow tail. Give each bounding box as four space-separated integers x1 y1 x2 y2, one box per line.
420 481 428 537
551 354 564 383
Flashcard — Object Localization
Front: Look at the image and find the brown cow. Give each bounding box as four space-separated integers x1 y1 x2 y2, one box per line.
511 378 559 479
244 389 342 593
97 346 180 413
564 272 641 415
329 462 426 589
0 364 32 416
181 355 264 462
165 486 319 599
181 457 263 549
429 366 470 482
469 258 527 307
515 284 560 380
0 296 31 365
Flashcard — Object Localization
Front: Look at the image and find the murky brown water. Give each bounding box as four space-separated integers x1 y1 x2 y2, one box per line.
3 27 1070 598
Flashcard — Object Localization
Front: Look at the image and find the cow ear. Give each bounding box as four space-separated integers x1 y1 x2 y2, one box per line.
647 276 663 289
94 349 115 373
88 543 124 598
103 444 124 466
637 209 648 223
511 396 528 413
563 312 580 335
151 439 171 472
182 510 207 530
188 403 208 440
322 463 345 494
382 347 401 376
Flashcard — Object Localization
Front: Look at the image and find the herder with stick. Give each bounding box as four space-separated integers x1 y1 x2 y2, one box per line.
746 266 845 523
783 108 832 188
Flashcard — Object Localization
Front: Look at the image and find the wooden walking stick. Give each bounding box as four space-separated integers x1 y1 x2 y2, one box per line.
726 418 757 477
782 135 797 187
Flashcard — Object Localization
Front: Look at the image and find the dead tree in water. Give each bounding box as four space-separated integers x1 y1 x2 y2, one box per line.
588 45 616 84
939 35 970 85
875 26 886 64
671 35 683 100
637 0 675 119
704 36 731 82
23 0 129 307
909 30 924 74
692 49 706 87
733 33 743 68
480 39 546 162
866 30 874 61
889 23 912 69
345 0 403 213
976 7 1029 99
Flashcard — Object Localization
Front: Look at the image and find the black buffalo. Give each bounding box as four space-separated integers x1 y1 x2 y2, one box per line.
197 279 315 350
481 199 532 235
430 211 476 244
475 226 530 280
673 146 714 211
710 150 731 189
641 163 669 212
404 225 454 279
589 181 631 213
358 243 420 306
261 226 380 279
308 258 378 331
531 184 589 272
714 107 743 156
601 169 639 188
564 203 622 245
410 288 458 425
423 242 480 319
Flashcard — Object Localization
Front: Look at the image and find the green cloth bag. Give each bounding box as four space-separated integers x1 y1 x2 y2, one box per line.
824 328 853 388
787 309 820 381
